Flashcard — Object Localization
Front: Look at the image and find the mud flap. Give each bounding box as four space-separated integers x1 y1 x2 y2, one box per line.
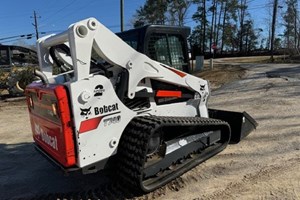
209 109 258 144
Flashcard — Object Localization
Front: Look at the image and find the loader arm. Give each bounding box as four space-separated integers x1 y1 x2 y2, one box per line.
37 17 210 116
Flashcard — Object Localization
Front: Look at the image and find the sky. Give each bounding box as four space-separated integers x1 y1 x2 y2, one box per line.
0 0 294 46
0 0 145 45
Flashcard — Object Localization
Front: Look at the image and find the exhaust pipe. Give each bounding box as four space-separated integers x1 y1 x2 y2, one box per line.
34 69 49 85
15 69 48 93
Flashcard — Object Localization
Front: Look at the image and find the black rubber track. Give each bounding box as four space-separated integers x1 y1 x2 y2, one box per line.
116 116 231 193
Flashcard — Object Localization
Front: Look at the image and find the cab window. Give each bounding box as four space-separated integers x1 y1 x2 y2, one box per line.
147 33 187 71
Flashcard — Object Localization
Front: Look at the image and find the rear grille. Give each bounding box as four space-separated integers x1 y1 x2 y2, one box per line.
124 97 150 111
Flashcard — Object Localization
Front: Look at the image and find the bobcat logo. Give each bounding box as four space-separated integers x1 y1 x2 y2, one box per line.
200 85 206 91
94 85 105 97
80 107 92 117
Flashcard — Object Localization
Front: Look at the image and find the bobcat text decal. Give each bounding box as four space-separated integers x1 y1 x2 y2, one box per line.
34 123 58 151
94 103 119 115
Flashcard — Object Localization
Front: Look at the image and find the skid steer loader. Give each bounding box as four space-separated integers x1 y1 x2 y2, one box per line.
25 18 257 192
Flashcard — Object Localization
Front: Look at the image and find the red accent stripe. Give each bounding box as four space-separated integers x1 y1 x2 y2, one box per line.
156 90 182 98
79 116 103 134
166 67 187 78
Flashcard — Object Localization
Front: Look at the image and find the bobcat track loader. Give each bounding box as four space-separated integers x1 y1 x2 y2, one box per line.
25 18 257 192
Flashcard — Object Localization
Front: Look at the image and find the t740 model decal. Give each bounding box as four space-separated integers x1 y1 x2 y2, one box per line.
79 111 121 134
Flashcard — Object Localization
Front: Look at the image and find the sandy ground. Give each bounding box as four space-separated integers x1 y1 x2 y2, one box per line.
0 63 299 199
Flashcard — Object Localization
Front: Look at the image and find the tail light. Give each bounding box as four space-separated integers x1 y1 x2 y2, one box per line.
26 83 76 167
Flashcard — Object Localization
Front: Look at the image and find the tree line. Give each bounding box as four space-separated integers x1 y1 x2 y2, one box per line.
132 0 300 57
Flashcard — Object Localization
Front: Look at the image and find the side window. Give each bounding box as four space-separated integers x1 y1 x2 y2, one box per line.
148 34 170 65
11 49 26 66
147 33 186 71
168 36 185 70
125 40 138 50
11 48 38 67
118 32 139 50
0 49 9 65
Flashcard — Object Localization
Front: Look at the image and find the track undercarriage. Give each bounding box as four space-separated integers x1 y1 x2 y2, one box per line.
117 116 231 192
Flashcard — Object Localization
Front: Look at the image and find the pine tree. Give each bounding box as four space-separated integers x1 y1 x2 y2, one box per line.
168 0 192 26
133 0 168 27
220 0 239 53
283 0 299 51
191 0 208 54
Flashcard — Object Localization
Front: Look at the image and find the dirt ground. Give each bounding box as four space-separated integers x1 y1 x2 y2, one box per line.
195 64 246 90
0 61 299 199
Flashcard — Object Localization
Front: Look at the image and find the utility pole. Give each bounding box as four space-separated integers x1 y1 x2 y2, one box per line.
31 11 41 40
120 0 124 32
270 0 278 62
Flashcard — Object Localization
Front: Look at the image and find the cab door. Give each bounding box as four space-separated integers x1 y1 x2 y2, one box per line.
146 33 189 73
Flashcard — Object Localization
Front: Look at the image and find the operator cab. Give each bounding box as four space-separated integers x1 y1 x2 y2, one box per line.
117 25 191 73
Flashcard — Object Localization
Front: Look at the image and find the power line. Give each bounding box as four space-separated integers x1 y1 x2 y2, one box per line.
1 37 33 44
0 34 36 44
39 0 79 24
38 0 95 29
0 34 34 41
0 32 51 44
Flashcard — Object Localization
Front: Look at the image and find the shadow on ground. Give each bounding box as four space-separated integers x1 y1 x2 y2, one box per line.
0 143 137 200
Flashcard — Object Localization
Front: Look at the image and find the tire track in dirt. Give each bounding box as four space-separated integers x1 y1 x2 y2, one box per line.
17 155 299 200
135 161 234 200
197 157 300 200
